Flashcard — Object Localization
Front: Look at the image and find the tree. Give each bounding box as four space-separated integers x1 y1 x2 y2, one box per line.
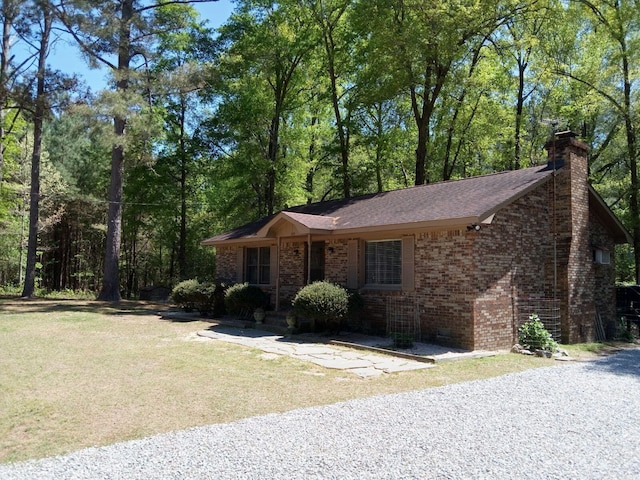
556 0 640 283
206 0 315 218
355 0 526 185
305 0 354 197
21 0 53 298
56 0 219 301
43 102 111 291
132 3 215 284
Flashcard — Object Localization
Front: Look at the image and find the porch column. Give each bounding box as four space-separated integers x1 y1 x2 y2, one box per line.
275 235 281 311
307 234 312 285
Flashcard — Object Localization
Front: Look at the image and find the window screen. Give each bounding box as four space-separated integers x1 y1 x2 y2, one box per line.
365 240 401 285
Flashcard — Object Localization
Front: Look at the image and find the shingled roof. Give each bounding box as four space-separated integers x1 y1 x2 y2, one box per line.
202 164 563 245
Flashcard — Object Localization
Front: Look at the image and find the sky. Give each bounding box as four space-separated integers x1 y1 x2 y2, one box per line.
46 0 235 92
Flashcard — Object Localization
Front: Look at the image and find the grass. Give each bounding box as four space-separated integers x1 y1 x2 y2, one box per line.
0 297 625 464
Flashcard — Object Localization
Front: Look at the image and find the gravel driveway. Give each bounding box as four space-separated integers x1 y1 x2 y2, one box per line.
1 348 639 480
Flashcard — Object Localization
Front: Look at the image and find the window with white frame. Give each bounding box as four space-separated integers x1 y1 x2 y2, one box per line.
593 247 611 265
365 240 401 286
246 246 271 284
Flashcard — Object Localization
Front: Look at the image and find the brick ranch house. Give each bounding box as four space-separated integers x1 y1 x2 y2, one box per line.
202 132 630 351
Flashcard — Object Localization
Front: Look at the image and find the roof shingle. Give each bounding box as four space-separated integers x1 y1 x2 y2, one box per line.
202 165 554 244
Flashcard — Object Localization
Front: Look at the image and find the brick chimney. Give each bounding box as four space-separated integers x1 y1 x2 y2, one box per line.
544 131 595 343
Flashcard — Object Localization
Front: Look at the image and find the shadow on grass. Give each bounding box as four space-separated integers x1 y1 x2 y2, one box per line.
0 296 173 317
203 323 284 339
583 346 640 378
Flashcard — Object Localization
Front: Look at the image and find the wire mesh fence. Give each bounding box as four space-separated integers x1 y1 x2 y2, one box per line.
386 294 420 348
517 297 561 341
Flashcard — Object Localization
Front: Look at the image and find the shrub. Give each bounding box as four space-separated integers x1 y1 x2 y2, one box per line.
171 279 200 312
292 281 349 331
172 279 230 317
518 314 558 352
225 283 268 319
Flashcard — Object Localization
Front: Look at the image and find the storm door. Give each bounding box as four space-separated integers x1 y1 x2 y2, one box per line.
304 241 325 283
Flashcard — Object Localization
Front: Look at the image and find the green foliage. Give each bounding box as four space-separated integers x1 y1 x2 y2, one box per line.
292 281 350 330
518 314 559 352
224 282 268 318
172 279 201 311
0 284 22 296
172 279 229 316
43 289 95 300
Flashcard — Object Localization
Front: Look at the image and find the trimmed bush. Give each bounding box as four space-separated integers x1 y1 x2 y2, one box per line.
171 279 229 317
518 314 558 352
292 281 350 332
225 283 268 319
171 279 200 312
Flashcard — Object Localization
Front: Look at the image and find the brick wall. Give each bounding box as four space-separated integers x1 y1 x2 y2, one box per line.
324 240 349 284
471 183 555 350
415 230 475 349
591 212 617 335
216 246 237 281
279 241 307 306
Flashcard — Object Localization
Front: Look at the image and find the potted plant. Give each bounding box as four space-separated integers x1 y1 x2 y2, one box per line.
253 307 265 324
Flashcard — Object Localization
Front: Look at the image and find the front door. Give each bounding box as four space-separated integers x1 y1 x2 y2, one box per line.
305 241 325 283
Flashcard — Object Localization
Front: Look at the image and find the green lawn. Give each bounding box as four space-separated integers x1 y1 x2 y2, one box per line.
0 297 575 464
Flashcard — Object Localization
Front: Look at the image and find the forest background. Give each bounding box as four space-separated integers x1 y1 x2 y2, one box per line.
0 0 638 300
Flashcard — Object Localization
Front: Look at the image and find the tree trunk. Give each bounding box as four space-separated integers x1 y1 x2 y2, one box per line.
621 53 640 284
514 60 526 170
265 111 279 215
97 0 133 301
178 99 187 279
22 3 51 298
411 70 444 185
414 111 429 185
323 25 350 198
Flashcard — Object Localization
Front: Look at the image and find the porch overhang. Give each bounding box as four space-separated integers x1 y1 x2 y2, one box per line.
255 211 337 237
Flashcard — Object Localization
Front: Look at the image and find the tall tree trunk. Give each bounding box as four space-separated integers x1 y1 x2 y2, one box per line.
411 67 446 185
621 53 640 284
22 2 51 298
305 116 318 203
317 7 350 198
178 99 187 279
412 84 430 185
374 103 383 192
327 52 350 198
98 0 132 301
514 60 526 170
266 111 280 215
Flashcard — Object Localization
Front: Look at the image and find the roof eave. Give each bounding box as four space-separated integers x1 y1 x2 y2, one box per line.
588 185 632 244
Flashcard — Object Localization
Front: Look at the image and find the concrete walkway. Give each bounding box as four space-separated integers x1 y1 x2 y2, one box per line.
195 323 499 377
197 325 436 377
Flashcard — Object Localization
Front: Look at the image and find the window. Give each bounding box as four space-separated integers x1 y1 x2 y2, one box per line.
593 248 611 265
246 247 271 284
365 240 401 286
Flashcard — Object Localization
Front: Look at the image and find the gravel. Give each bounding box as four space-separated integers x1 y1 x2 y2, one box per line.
1 348 639 480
